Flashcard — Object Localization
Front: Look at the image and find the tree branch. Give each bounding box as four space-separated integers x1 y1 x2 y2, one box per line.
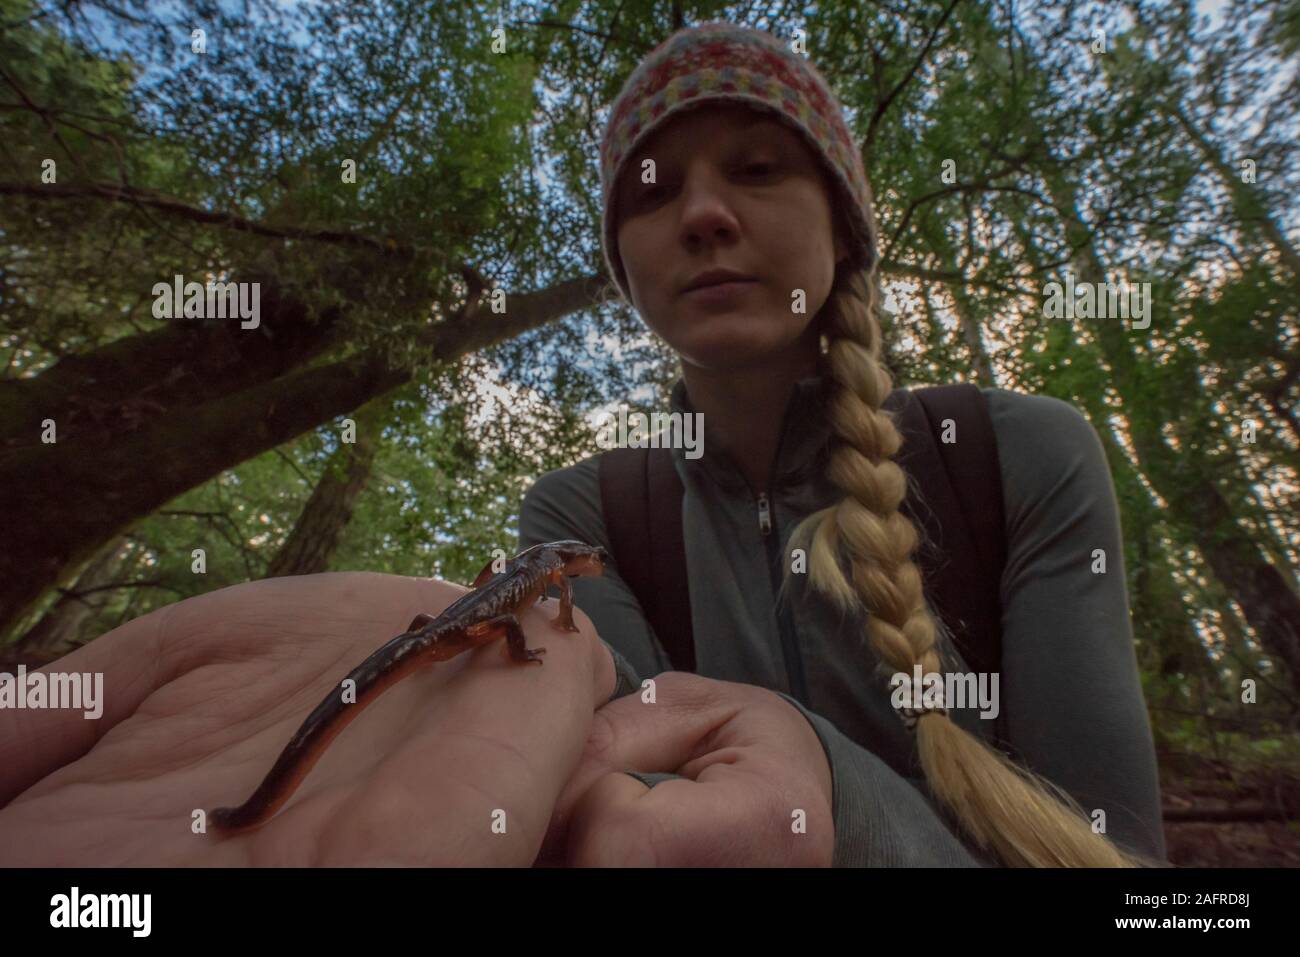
0 64 85 175
54 578 182 599
863 0 964 153
510 18 647 52
274 447 314 487
0 181 408 254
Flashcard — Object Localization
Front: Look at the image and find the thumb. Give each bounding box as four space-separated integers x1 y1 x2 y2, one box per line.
536 672 737 861
564 772 657 866
565 766 762 867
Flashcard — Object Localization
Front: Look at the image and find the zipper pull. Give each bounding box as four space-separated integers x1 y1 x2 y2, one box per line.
756 492 772 537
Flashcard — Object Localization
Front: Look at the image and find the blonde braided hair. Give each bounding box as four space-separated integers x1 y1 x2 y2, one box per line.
785 262 1157 868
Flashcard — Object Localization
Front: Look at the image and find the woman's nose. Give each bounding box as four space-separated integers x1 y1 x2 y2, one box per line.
677 167 740 247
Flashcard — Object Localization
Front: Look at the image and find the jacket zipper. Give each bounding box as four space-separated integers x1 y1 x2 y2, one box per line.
755 487 809 703
756 493 772 536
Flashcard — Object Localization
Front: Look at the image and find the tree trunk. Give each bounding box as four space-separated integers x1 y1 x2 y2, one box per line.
264 395 391 578
1170 105 1300 286
1002 215 1206 677
945 279 996 387
0 273 612 637
1041 166 1300 692
10 535 133 656
1166 105 1299 439
0 274 347 445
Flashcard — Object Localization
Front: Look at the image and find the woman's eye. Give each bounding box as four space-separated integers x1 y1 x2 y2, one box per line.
629 161 778 206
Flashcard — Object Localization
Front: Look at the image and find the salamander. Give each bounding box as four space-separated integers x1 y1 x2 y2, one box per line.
208 540 609 831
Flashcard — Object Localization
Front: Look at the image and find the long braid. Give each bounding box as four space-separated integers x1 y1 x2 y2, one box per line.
786 268 1155 868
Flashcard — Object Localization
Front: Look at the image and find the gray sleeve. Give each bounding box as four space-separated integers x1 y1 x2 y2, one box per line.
986 388 1168 863
622 698 990 866
517 457 670 704
774 692 991 867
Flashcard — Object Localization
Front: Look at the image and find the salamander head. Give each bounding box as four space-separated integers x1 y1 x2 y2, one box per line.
548 541 610 578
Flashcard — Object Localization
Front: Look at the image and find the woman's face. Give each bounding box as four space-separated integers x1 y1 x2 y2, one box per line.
614 103 847 372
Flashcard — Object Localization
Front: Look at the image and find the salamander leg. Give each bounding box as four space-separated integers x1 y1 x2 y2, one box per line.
467 613 546 665
406 613 437 633
552 576 581 633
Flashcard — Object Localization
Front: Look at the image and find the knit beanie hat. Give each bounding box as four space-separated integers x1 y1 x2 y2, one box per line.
599 21 879 304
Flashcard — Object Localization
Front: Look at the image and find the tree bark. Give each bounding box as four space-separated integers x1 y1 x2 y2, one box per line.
10 535 133 656
0 275 347 445
0 273 612 637
1042 165 1300 692
264 395 391 578
1169 106 1300 286
943 278 996 387
1002 217 1207 678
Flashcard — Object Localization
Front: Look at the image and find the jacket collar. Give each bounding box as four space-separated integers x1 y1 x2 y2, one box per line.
669 372 833 494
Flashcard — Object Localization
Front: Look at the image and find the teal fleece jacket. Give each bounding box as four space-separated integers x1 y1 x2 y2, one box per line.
517 375 1167 867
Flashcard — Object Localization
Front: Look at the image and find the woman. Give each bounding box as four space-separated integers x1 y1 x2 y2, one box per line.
0 22 1164 870
518 22 1167 867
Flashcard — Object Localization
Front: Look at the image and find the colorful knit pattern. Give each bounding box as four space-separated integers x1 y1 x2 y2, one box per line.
599 21 878 302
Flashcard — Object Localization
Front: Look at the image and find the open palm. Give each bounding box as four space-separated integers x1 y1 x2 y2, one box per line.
0 571 611 866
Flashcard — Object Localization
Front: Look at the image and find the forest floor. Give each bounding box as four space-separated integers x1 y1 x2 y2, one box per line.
1160 752 1299 867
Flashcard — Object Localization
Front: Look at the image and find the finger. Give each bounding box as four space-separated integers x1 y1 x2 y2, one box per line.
567 769 774 867
0 599 176 805
565 772 654 866
541 672 742 853
533 771 653 867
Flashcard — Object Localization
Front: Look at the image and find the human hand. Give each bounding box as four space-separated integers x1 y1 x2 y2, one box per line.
535 672 834 867
0 571 614 866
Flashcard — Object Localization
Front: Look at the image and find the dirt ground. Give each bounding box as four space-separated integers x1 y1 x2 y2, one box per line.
1160 765 1300 867
1164 819 1300 866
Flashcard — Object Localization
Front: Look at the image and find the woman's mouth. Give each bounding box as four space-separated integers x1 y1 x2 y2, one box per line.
682 279 757 304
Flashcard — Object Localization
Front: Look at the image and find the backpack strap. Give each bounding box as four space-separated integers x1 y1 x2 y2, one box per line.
598 445 696 671
598 384 1007 680
882 384 1007 678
